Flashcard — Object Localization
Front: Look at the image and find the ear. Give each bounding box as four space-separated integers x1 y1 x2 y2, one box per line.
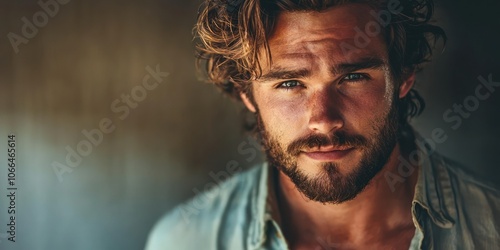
399 72 416 99
240 92 257 113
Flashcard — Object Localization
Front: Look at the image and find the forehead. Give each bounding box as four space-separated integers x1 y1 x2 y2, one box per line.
261 3 388 70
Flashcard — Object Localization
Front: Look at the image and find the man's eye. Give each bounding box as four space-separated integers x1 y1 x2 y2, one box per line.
342 73 368 82
277 80 302 90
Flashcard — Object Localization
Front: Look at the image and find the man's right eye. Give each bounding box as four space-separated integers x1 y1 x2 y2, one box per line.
276 80 303 90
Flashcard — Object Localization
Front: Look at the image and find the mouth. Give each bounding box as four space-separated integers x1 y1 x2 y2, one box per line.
302 147 355 161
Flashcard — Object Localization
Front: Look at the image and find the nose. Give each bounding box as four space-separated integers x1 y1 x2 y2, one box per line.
307 87 344 134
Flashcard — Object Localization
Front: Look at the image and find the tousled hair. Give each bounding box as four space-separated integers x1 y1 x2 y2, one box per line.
194 0 446 129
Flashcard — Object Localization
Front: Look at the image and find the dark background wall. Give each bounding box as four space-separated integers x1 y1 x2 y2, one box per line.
0 0 499 249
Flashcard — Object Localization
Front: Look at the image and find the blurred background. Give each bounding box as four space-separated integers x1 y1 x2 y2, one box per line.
0 0 499 249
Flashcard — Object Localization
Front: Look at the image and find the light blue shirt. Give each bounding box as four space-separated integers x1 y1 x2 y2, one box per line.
146 139 500 249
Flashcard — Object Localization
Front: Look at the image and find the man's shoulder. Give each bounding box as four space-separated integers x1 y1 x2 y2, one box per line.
422 151 500 247
145 164 268 250
412 130 500 195
430 151 500 195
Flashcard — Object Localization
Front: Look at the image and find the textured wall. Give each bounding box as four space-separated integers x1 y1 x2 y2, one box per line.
0 0 499 249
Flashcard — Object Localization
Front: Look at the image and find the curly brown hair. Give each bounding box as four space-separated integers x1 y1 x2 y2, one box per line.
194 0 446 128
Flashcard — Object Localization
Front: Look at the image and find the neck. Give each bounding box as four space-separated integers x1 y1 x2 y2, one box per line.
274 143 420 249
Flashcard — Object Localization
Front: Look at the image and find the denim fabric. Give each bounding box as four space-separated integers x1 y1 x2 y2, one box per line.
146 141 500 250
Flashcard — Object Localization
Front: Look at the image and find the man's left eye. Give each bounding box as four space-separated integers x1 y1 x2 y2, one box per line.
342 73 368 82
277 80 302 90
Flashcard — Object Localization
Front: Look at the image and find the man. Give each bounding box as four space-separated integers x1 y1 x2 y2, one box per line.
146 0 500 249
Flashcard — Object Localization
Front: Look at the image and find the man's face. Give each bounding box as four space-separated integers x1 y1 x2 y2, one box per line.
241 4 413 203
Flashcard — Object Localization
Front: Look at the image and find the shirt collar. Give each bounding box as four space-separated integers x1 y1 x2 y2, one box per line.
248 162 273 249
248 162 288 249
412 131 457 228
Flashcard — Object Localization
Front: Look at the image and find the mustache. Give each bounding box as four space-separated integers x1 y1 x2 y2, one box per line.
287 131 367 156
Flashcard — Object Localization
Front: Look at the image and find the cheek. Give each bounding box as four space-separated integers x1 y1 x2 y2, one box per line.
256 91 308 142
341 83 394 129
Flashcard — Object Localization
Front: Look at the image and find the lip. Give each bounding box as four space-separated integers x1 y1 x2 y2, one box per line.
302 147 354 161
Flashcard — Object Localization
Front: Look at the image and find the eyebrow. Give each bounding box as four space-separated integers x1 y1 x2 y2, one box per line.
259 68 310 81
258 57 386 82
332 57 386 75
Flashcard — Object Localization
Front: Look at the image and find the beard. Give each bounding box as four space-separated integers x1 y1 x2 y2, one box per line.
257 99 400 204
